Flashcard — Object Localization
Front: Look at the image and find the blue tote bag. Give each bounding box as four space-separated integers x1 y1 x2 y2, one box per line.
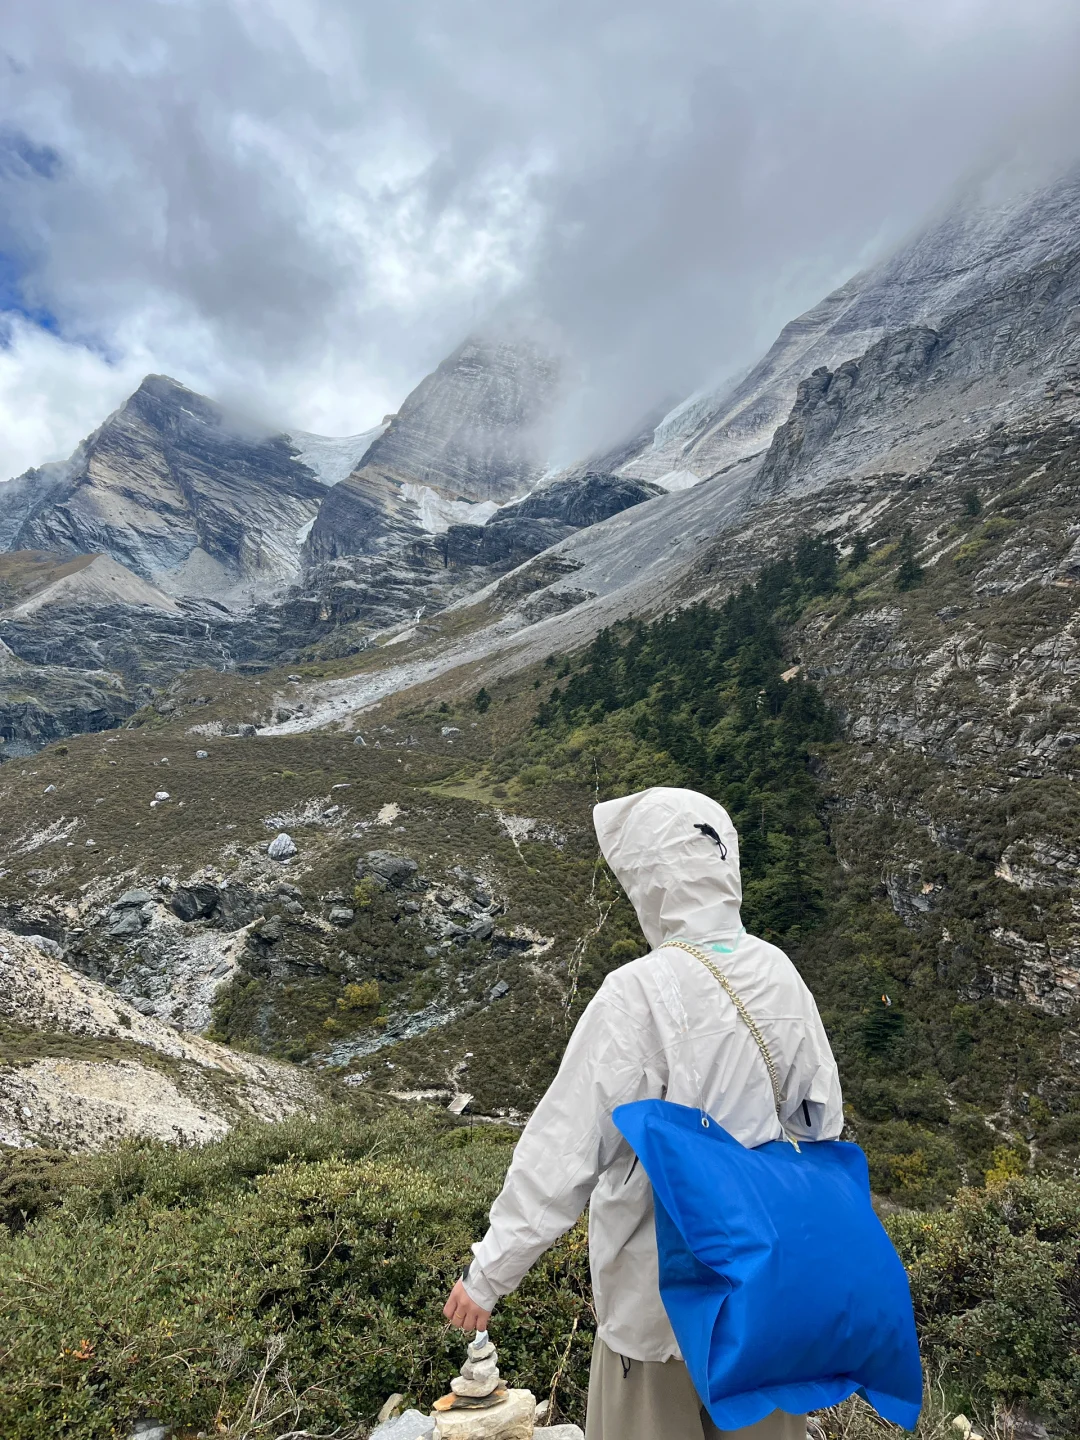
612 942 922 1433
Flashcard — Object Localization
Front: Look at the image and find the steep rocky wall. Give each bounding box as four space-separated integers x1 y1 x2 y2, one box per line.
685 413 1080 1026
619 166 1080 484
757 246 1080 496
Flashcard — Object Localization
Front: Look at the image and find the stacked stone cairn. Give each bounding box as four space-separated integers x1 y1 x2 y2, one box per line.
370 1330 585 1439
435 1331 505 1410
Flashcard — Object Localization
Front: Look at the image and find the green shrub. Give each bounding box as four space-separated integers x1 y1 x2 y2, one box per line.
2 1115 1077 1437
338 980 380 1011
890 1176 1080 1431
353 876 381 909
0 1112 594 1438
954 538 991 573
0 1148 75 1233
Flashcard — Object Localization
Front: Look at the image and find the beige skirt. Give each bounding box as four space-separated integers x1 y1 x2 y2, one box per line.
584 1337 807 1440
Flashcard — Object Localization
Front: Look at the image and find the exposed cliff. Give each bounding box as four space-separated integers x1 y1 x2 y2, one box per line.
0 929 318 1149
757 245 1080 496
620 166 1080 485
1 375 328 605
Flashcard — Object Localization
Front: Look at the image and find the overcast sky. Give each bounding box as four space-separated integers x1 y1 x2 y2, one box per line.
1 0 1079 479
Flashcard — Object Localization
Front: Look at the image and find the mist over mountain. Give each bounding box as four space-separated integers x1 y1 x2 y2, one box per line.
3 0 1080 482
4 11 1080 1436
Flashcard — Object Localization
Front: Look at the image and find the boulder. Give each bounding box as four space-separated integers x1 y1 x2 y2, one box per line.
328 907 355 927
268 832 297 861
356 850 418 889
107 908 146 939
371 1411 436 1439
127 1422 168 1440
115 889 155 908
23 934 62 958
255 915 284 943
535 1428 585 1439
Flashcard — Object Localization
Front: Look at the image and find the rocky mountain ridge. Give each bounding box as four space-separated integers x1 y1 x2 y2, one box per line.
757 242 1080 497
619 166 1080 487
2 375 329 606
302 336 561 565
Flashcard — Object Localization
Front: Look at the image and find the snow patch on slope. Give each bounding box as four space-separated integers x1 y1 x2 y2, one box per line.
287 424 387 487
653 469 704 492
401 483 500 534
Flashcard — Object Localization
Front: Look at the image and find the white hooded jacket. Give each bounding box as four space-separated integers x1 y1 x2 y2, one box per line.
465 786 844 1362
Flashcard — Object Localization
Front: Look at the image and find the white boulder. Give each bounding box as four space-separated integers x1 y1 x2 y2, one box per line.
268 832 297 861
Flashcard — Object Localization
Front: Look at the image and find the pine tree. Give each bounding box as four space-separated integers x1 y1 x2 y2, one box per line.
894 527 924 591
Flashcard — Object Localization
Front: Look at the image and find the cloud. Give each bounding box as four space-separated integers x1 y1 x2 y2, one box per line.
0 316 148 478
1 0 1079 477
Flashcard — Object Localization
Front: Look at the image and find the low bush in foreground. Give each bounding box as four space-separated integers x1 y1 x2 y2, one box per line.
1 1111 1076 1437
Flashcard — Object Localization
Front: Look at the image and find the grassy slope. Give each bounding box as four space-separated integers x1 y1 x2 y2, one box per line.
2 418 1080 1434
1 1110 1078 1438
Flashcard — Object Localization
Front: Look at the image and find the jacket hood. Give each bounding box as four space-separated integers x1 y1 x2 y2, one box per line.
593 786 742 950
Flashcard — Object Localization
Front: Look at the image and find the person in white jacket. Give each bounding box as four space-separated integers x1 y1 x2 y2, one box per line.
444 786 844 1440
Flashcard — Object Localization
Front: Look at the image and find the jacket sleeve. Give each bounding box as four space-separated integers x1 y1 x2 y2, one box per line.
463 979 656 1312
781 998 845 1144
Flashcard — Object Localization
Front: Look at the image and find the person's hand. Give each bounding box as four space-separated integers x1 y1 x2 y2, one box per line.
443 1278 492 1332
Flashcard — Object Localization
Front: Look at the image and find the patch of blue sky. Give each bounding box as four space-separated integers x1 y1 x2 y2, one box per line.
0 252 59 336
0 129 61 181
0 129 64 338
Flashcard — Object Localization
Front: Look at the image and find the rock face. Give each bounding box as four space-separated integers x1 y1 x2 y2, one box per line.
304 337 560 564
441 517 577 570
498 473 662 528
619 166 1080 485
0 375 327 604
0 638 137 752
756 243 1080 497
436 473 662 571
0 929 317 1149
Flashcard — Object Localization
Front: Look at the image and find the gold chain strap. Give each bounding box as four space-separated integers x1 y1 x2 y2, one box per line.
665 939 799 1148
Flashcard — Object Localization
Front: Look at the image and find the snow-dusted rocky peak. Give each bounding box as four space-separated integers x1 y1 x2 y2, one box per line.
365 335 560 503
0 376 329 606
621 167 1080 486
304 336 560 563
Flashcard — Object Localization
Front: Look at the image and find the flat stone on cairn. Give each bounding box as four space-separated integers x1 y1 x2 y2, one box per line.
433 1390 535 1440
